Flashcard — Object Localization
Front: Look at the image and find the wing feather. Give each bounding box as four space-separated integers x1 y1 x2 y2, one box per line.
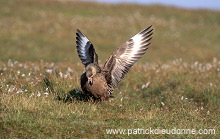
76 29 98 66
103 26 153 93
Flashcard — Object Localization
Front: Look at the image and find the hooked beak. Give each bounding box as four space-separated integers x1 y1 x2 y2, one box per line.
88 77 93 86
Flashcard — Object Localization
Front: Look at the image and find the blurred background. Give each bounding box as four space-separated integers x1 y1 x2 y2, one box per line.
0 0 219 63
83 0 220 10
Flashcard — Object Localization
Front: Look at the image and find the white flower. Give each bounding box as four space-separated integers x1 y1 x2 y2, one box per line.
181 96 184 100
207 111 210 115
45 69 52 74
44 92 49 97
201 106 204 110
161 102 165 106
64 74 68 79
28 72 31 76
16 89 28 94
142 82 150 89
8 87 16 92
29 93 34 98
37 91 41 97
59 72 63 78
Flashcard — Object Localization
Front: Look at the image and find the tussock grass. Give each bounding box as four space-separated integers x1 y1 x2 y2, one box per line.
0 0 220 138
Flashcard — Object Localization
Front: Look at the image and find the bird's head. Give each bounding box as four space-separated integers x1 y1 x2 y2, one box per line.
85 65 97 86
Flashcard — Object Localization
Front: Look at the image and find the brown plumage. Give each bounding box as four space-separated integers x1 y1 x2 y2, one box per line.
76 26 153 101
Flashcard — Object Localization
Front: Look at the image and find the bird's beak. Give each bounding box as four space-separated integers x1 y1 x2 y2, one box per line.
88 77 93 86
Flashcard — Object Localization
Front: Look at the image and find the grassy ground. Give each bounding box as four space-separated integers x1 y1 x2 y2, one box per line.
0 0 219 138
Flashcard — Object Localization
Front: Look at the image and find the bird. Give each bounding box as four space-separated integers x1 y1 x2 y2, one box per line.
76 25 153 101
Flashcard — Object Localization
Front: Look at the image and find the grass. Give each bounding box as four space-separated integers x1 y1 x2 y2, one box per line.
0 0 220 138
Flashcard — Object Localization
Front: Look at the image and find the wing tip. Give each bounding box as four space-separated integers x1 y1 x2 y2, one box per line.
76 29 82 33
76 29 80 34
140 25 153 35
76 29 86 38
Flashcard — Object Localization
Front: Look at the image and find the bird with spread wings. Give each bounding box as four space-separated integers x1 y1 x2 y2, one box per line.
76 26 153 101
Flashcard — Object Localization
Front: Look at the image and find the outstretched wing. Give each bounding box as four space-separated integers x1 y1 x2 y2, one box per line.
76 29 98 66
103 25 153 93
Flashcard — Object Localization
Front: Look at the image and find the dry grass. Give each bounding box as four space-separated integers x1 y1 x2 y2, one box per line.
1 59 219 138
0 0 220 138
0 0 220 62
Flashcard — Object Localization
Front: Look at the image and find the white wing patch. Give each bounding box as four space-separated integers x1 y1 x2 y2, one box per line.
76 29 96 66
122 33 143 58
106 26 153 91
120 31 151 65
79 36 89 46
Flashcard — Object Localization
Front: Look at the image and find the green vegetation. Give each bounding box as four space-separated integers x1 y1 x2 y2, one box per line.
0 0 219 138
